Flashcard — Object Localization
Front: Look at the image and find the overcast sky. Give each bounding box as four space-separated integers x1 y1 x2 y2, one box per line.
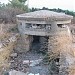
0 0 75 11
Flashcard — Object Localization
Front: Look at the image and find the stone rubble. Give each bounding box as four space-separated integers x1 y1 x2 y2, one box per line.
9 36 17 42
29 59 42 67
0 43 3 49
9 51 49 75
23 60 30 65
9 70 28 75
10 53 17 57
28 73 40 75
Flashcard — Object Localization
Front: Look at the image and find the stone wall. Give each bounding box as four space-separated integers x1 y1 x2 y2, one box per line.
15 34 33 52
40 36 48 53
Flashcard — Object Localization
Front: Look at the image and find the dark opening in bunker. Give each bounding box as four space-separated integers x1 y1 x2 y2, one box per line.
30 36 40 52
33 36 40 43
30 35 49 54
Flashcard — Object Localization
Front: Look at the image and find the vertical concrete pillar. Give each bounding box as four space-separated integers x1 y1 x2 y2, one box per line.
51 22 58 32
20 34 33 52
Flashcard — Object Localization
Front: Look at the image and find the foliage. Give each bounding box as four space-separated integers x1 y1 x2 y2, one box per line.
0 0 28 11
43 52 60 64
0 3 6 9
9 25 19 33
30 7 39 12
0 0 28 23
18 0 27 3
0 7 26 23
7 0 28 11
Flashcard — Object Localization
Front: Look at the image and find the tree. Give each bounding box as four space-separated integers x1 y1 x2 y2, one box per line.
18 0 27 3
8 0 28 11
0 3 6 9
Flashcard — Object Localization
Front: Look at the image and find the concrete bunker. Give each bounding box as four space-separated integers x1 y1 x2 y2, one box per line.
16 10 73 75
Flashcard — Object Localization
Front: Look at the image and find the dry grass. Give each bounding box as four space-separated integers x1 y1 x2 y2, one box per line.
0 23 18 73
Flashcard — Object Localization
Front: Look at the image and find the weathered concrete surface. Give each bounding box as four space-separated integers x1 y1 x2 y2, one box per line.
15 34 33 53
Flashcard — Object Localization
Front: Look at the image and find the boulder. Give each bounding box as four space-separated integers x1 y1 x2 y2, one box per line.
10 53 17 57
0 43 3 49
30 59 42 67
10 60 15 63
28 73 40 75
9 36 17 42
23 60 30 65
9 70 27 75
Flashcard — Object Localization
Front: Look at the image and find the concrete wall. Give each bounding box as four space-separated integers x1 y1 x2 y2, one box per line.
15 34 33 52
17 20 70 36
17 19 71 36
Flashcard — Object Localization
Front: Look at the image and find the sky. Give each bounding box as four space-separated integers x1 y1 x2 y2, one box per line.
0 0 75 11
